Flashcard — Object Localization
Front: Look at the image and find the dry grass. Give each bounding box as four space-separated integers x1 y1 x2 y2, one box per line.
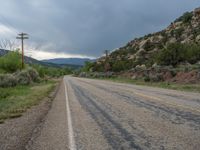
0 81 57 123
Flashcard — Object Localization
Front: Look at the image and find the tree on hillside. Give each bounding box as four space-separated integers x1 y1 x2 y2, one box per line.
156 43 200 66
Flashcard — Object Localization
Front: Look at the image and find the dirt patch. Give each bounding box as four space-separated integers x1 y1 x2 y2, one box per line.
120 68 200 84
170 70 200 83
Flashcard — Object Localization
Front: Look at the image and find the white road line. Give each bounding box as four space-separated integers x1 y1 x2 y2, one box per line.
64 79 77 150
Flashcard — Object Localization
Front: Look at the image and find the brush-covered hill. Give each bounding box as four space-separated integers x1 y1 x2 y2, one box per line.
0 49 81 69
90 7 200 72
42 58 94 66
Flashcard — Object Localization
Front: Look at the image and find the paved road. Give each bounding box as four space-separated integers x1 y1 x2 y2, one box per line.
29 76 200 150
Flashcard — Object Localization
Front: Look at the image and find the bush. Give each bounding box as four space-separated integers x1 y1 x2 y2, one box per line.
0 51 21 73
176 12 193 23
0 74 17 87
156 43 184 66
32 65 72 78
26 68 39 82
0 68 40 87
184 44 200 64
15 70 32 85
15 68 40 85
150 74 164 82
173 27 184 38
82 61 95 72
155 43 200 66
144 76 150 82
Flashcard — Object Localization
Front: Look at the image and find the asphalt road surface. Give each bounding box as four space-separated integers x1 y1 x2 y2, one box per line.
28 76 200 150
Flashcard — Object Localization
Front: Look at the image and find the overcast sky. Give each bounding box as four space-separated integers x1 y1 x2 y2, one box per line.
0 0 200 60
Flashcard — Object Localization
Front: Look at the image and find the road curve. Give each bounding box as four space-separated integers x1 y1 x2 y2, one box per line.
29 76 200 150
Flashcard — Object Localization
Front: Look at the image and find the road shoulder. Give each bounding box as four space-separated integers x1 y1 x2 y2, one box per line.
0 81 60 150
27 80 69 150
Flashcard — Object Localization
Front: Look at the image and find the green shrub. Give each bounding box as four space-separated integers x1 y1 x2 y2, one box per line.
82 61 95 72
156 43 200 66
112 61 126 72
15 70 32 85
31 64 72 78
0 68 40 87
144 76 150 82
156 43 184 66
184 44 200 64
176 12 193 23
174 27 184 38
26 68 39 82
0 51 21 73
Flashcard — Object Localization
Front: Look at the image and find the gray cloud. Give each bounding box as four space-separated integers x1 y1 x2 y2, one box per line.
0 0 200 57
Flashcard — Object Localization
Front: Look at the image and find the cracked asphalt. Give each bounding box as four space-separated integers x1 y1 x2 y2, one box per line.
29 76 200 150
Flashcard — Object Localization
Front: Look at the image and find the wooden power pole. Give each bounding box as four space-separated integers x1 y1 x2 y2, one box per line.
16 33 29 69
104 50 109 60
104 50 110 72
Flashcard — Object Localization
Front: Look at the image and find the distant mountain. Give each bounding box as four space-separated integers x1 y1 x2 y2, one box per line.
0 49 81 69
42 58 95 66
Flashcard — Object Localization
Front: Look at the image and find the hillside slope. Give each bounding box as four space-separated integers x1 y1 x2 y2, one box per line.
92 7 200 72
42 58 94 66
0 49 81 69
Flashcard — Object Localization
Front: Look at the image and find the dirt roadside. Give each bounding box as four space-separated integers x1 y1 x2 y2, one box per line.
0 81 61 150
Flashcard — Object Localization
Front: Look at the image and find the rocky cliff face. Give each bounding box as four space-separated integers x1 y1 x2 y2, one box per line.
96 7 200 68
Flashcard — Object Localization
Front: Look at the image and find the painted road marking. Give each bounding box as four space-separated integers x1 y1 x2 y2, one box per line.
64 79 77 150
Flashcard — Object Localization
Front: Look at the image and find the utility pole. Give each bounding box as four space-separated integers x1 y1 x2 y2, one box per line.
16 33 29 69
104 50 110 72
104 50 109 60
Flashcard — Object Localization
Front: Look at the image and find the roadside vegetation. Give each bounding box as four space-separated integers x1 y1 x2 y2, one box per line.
99 77 200 93
0 81 56 123
79 42 200 93
82 43 200 72
155 43 200 67
0 51 72 87
0 50 72 123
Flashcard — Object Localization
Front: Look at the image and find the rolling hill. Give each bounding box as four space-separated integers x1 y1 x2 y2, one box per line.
42 58 95 66
0 49 81 69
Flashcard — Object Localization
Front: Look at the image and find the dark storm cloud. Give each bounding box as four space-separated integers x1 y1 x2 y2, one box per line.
0 0 200 57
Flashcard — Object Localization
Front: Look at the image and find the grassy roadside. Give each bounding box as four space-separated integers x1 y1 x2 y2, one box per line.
0 80 58 123
96 77 200 93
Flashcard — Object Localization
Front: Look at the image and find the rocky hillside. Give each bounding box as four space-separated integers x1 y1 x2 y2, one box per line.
93 7 200 72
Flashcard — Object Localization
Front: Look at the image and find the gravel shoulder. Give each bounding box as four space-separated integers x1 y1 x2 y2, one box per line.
27 80 69 150
0 82 60 150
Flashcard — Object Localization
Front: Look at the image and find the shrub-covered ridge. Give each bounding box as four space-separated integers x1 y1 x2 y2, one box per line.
86 7 200 72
